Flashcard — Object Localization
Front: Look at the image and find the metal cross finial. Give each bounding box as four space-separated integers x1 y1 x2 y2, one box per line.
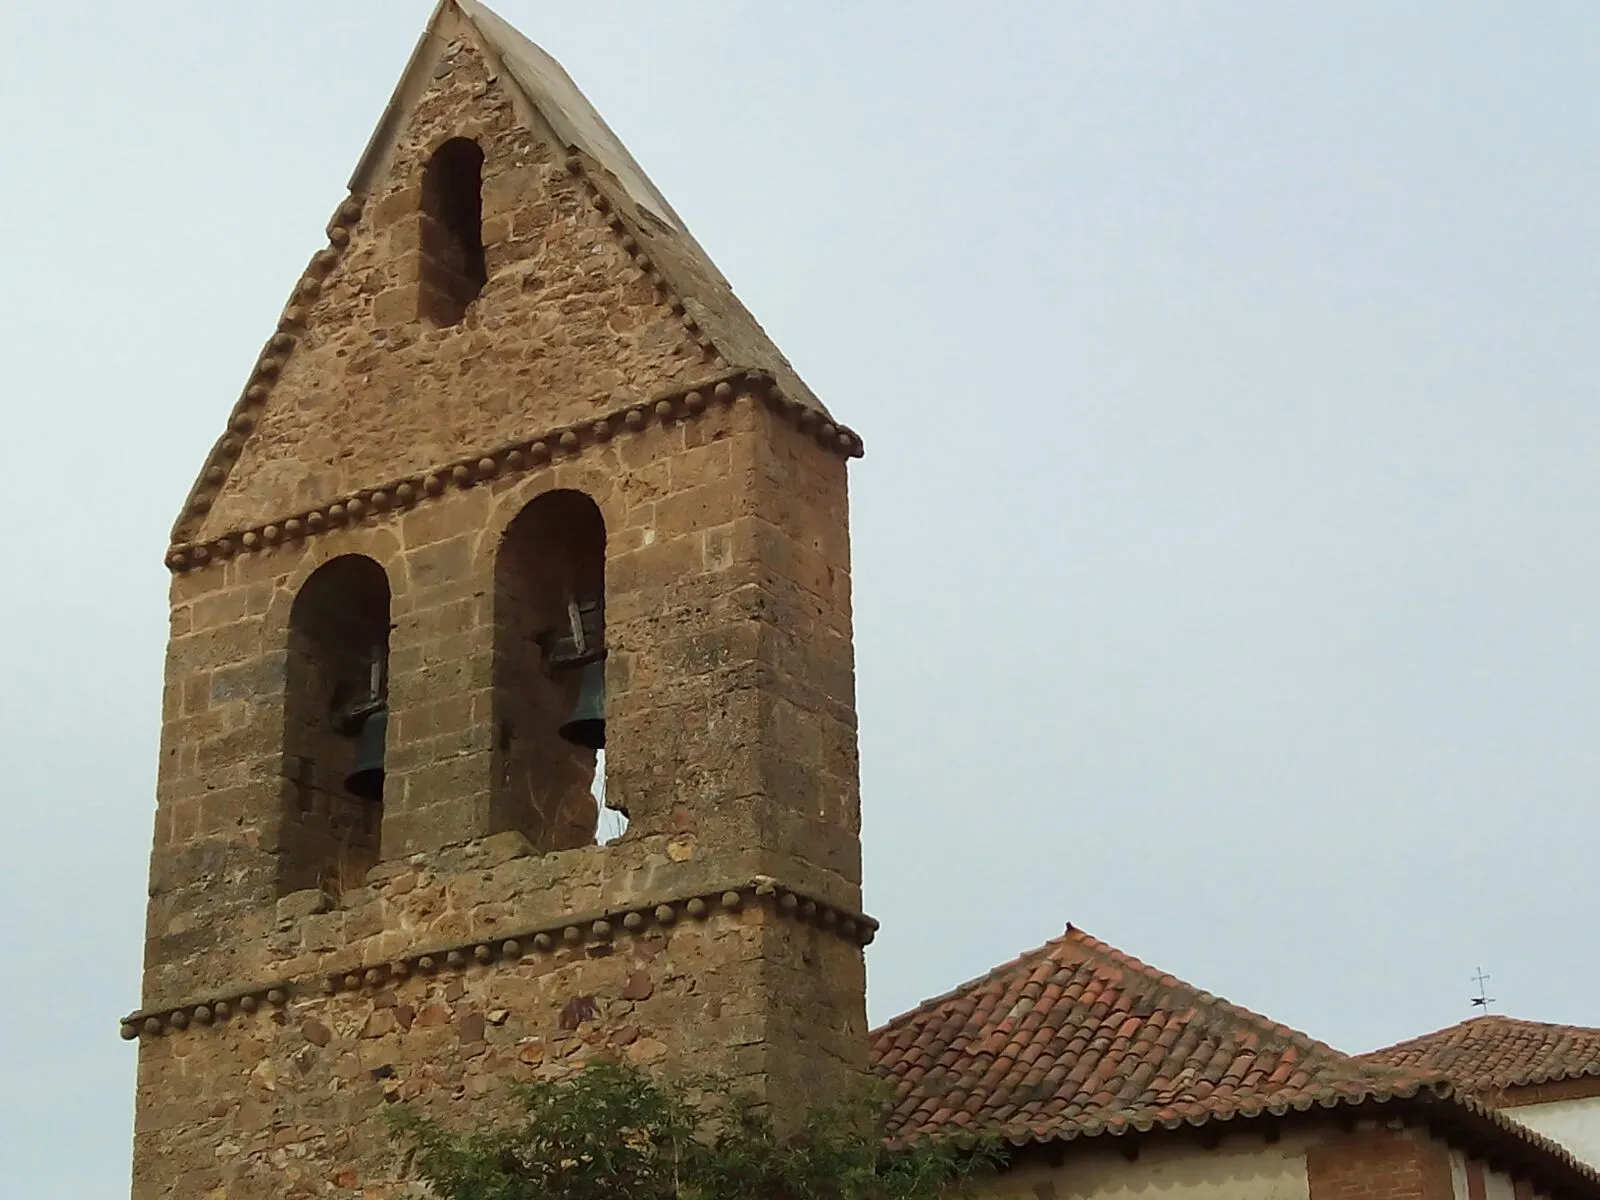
1470 968 1495 1014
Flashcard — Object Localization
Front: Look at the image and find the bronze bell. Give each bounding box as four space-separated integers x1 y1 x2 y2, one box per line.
558 660 605 749
344 706 388 801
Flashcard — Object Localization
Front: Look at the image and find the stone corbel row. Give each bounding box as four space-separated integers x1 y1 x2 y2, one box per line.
165 368 865 573
118 879 877 1040
317 877 878 1000
171 197 365 546
119 983 291 1042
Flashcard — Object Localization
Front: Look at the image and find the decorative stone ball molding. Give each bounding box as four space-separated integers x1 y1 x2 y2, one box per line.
171 151 862 561
166 366 864 574
564 151 722 365
171 197 366 548
119 985 290 1042
118 879 878 1040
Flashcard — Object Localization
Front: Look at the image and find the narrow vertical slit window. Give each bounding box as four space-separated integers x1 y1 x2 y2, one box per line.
418 137 487 326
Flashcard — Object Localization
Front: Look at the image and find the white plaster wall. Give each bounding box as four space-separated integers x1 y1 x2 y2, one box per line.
1506 1095 1600 1171
1482 1167 1517 1200
981 1133 1312 1200
1455 1145 1563 1200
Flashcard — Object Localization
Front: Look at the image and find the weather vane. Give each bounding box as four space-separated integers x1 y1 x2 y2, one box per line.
1470 968 1495 1014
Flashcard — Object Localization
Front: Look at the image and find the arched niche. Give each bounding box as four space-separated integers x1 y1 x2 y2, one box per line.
491 489 610 850
279 554 391 897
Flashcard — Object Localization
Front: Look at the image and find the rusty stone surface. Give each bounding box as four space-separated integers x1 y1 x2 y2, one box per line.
133 5 864 1197
134 903 864 1197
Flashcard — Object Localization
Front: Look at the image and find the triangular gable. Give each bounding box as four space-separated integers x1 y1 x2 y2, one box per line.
170 0 842 553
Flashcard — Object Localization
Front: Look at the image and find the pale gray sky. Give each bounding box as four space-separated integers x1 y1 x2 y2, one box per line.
3 2 1598 1193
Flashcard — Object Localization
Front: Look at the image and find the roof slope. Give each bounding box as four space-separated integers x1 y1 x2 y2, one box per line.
1362 1016 1600 1093
871 924 1428 1144
869 926 1600 1197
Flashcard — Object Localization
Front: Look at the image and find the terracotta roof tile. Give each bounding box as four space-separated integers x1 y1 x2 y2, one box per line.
869 925 1600 1197
1361 1015 1600 1092
871 924 1425 1144
870 928 1600 1200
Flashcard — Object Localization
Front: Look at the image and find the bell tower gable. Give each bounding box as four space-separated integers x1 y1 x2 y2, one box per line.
177 3 714 547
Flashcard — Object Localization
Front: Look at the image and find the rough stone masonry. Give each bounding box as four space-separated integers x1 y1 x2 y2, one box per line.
130 3 871 1196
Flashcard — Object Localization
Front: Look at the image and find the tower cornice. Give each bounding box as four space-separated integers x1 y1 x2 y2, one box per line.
166 368 863 575
121 873 878 1040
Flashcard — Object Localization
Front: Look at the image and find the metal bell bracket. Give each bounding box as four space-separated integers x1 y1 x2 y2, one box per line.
541 593 605 671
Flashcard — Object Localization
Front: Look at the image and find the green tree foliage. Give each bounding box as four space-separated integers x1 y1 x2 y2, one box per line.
386 1060 998 1200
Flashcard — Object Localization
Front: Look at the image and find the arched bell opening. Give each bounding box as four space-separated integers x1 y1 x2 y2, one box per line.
492 490 622 850
279 555 391 898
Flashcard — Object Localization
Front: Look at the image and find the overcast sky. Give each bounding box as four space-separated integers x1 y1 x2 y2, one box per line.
3 1 1599 1192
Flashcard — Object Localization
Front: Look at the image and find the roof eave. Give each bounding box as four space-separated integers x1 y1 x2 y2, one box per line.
984 1086 1600 1200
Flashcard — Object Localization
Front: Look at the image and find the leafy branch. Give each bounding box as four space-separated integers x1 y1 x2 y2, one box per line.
386 1060 998 1200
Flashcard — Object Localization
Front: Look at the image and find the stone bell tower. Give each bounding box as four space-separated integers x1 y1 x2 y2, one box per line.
126 2 870 1194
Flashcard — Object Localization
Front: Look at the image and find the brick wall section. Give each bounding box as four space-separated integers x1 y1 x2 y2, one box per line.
1307 1127 1457 1200
136 6 864 1197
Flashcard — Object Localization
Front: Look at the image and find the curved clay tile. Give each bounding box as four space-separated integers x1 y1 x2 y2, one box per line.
1362 1014 1600 1092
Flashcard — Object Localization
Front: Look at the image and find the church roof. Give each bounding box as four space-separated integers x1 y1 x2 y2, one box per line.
1361 1015 1600 1093
870 924 1424 1144
869 925 1600 1197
